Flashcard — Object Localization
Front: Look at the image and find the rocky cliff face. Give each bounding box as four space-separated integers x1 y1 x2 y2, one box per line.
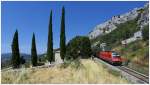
138 3 149 29
88 3 149 39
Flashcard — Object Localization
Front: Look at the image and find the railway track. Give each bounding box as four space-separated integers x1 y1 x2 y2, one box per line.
94 57 149 84
117 66 149 84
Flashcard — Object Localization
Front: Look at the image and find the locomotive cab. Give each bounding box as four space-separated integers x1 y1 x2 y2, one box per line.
111 52 122 64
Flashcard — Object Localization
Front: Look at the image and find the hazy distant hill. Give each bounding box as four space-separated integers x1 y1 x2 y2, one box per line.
1 53 31 61
1 53 31 68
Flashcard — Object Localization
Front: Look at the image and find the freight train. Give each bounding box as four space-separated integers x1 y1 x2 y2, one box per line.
96 51 122 65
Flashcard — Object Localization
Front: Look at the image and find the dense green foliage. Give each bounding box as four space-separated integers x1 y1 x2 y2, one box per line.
91 18 139 48
142 25 149 41
20 56 26 64
115 40 149 75
47 10 54 63
60 7 66 61
66 36 92 60
11 30 21 68
31 33 38 66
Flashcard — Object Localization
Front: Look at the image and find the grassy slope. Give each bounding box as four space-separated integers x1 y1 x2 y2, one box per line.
90 17 149 75
113 40 149 75
91 18 139 46
1 59 128 84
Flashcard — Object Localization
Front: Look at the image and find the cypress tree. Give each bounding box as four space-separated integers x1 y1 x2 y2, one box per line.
60 6 66 61
31 33 38 66
11 30 20 68
47 10 54 63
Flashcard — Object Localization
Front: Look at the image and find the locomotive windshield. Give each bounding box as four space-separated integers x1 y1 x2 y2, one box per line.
112 52 120 58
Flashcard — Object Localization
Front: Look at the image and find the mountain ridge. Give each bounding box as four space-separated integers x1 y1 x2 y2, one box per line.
88 3 149 40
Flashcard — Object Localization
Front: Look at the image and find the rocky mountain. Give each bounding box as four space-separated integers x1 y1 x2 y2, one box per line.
88 3 149 39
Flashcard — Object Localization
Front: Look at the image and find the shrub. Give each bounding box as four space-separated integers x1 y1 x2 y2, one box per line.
144 48 149 59
60 61 70 68
131 43 142 51
142 25 149 41
91 46 101 56
66 36 92 60
91 18 138 48
20 56 26 65
38 54 47 62
24 62 30 68
61 58 83 69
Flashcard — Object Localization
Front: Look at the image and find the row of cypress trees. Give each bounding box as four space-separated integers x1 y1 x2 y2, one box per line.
11 7 66 68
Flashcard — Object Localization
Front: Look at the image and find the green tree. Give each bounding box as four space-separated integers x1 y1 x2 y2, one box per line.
11 30 21 68
20 56 26 65
47 10 54 63
60 6 66 61
66 36 92 60
31 33 38 66
142 25 149 41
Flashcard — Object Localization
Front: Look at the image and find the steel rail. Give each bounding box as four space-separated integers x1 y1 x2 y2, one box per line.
117 66 149 83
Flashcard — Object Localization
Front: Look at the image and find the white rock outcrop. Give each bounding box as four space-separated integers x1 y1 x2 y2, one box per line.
88 3 149 39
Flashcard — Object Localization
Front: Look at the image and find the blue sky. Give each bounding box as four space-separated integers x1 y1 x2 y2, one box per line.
1 1 147 54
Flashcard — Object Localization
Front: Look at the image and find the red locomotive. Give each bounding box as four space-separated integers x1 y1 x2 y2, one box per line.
96 51 122 65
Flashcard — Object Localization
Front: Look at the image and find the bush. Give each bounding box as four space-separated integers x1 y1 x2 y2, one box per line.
60 61 70 68
61 57 84 69
131 43 142 51
70 58 83 70
24 62 30 68
142 25 149 41
91 46 101 56
144 48 149 59
20 56 26 65
66 36 92 60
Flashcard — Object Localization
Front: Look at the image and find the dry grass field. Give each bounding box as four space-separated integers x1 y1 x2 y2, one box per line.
1 59 129 84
